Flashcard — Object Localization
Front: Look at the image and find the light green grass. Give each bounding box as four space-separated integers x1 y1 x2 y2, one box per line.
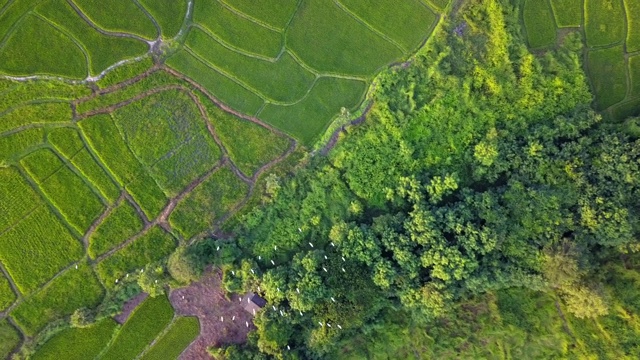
286 0 403 76
138 0 188 38
625 0 640 52
89 200 144 259
170 166 248 239
222 0 298 30
11 262 104 336
259 77 367 145
0 167 41 231
0 272 16 311
97 227 176 288
99 295 174 360
36 0 147 76
550 0 583 27
0 14 86 78
0 80 90 114
20 148 64 184
50 128 121 203
0 206 83 294
0 0 36 40
96 57 154 89
186 28 315 103
72 0 157 40
338 0 435 52
140 317 199 360
0 101 72 133
32 318 118 360
193 0 282 58
0 319 21 360
80 114 167 218
426 0 449 11
630 55 640 97
111 89 221 196
198 93 290 176
523 0 557 48
0 128 44 163
585 0 626 47
166 50 264 115
37 158 105 233
588 46 628 110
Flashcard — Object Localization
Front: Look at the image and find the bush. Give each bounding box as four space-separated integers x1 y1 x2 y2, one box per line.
167 247 200 285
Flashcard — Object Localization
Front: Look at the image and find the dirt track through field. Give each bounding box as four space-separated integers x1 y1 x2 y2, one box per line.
170 270 254 360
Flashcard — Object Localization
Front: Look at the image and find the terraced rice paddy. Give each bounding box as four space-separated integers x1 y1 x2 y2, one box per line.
0 0 444 357
520 0 640 120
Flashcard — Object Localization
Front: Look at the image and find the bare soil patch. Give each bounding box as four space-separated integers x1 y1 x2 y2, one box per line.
114 291 149 324
170 269 253 360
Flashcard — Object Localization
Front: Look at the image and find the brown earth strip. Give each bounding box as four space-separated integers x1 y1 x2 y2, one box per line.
113 291 149 324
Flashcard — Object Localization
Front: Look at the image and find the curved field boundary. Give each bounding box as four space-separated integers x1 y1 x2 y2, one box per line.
217 0 283 32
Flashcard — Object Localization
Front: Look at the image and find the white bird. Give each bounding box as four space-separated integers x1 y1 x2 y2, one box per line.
246 321 249 327
216 246 220 251
280 310 284 316
272 306 277 311
231 271 235 275
115 279 118 284
274 245 277 251
341 256 346 262
247 298 251 303
250 269 255 274
299 311 303 316
232 316 235 321
309 242 314 247
342 267 346 272
271 260 275 265
126 274 129 278
258 255 262 260
327 323 332 328
298 228 302 232
322 267 328 272
331 242 335 247
75 264 78 269
331 297 336 302
182 295 185 300
287 345 291 350
318 321 323 327
258 286 261 292
277 287 280 292
337 324 342 329
252 309 256 315
155 280 158 283
296 288 300 293
141 269 144 273
324 255 328 260
220 316 224 322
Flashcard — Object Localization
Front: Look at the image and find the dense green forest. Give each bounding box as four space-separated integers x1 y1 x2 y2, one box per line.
202 0 640 358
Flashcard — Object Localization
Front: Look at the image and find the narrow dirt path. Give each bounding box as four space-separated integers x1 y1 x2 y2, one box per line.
320 101 373 155
169 270 254 360
113 291 148 324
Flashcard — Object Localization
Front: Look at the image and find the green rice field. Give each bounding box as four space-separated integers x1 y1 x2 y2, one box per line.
523 0 557 48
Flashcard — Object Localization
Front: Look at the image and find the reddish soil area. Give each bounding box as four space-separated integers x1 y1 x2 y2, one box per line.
170 270 254 360
114 292 149 324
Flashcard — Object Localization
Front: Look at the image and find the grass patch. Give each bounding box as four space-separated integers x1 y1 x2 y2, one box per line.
0 167 41 231
0 272 16 311
0 101 72 133
31 318 118 360
97 226 176 288
259 77 367 145
89 200 144 259
0 0 36 40
286 0 403 76
111 89 221 196
624 0 640 52
550 0 583 27
170 166 248 239
585 0 626 47
0 79 90 114
611 97 640 121
186 28 315 103
138 0 188 38
630 55 640 97
47 127 84 158
0 14 86 79
166 50 264 115
140 316 199 360
37 157 105 233
0 319 21 360
523 0 557 48
222 0 298 29
193 0 282 58
11 262 104 336
36 0 147 76
198 93 290 176
588 46 628 110
426 0 449 11
0 128 44 163
20 148 64 184
100 295 174 360
80 114 167 219
0 206 83 294
70 148 120 203
96 57 154 89
72 0 157 40
338 0 435 52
